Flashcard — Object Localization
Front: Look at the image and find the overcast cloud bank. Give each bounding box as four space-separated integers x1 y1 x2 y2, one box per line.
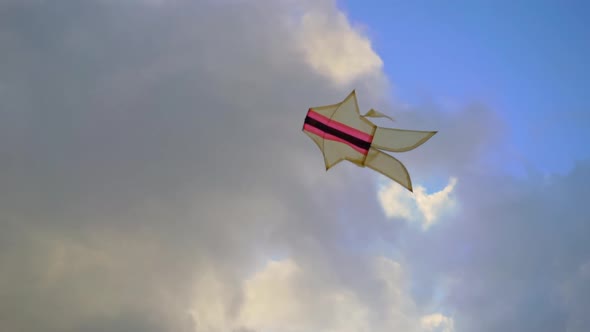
0 1 587 332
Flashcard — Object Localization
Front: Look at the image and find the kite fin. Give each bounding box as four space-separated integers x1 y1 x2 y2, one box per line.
363 109 394 121
371 127 436 153
364 148 413 192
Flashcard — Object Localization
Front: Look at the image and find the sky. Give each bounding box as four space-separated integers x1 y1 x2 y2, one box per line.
0 1 588 332
339 0 590 176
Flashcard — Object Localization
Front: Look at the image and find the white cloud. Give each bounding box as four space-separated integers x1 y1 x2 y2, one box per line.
420 313 455 332
414 177 458 229
294 8 384 86
236 259 370 332
188 269 237 332
377 177 458 230
185 257 445 332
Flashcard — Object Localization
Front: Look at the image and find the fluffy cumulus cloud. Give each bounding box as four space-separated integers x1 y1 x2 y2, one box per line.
296 8 384 86
421 313 455 332
0 1 588 332
378 177 458 230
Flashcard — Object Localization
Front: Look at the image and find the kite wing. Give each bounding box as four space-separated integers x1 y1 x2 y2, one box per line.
372 127 437 152
302 90 436 192
365 148 413 191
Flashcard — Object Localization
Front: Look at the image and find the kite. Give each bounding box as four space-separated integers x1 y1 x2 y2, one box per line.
302 90 436 192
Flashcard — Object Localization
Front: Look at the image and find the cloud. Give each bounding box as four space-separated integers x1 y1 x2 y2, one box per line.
295 9 384 86
370 84 590 332
396 161 590 332
236 259 371 332
187 256 455 332
420 313 455 332
377 177 458 230
0 1 427 332
1 1 588 332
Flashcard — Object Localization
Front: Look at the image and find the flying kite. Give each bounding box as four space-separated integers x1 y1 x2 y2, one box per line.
302 90 436 192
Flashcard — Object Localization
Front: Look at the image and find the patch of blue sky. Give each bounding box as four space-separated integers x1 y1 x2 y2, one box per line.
339 0 590 176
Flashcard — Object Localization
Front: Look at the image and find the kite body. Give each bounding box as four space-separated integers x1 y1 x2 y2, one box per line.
302 90 436 192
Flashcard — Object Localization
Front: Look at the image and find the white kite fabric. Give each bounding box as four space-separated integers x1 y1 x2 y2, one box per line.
302 90 436 192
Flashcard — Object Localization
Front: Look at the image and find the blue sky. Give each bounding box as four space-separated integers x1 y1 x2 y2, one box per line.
340 0 590 176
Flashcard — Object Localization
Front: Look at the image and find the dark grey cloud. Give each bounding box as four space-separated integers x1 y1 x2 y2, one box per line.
0 1 415 331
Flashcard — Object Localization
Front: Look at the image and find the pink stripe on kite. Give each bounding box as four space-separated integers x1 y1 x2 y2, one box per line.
303 124 369 155
307 109 373 142
305 109 332 124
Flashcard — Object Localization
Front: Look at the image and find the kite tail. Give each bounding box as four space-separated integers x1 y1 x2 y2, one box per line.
371 127 437 153
364 148 413 192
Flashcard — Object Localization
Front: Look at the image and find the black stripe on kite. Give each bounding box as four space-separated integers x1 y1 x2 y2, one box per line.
304 116 372 151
